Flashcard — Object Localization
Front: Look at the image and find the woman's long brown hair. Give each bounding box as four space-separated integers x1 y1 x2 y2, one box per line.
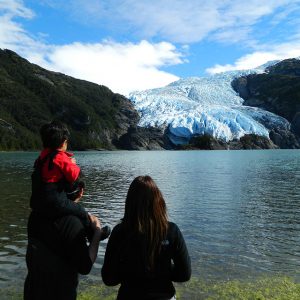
123 176 168 270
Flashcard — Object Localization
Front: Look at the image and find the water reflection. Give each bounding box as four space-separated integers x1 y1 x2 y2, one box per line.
0 150 300 287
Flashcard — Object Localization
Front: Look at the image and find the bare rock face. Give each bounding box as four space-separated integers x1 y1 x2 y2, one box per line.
269 129 300 149
115 126 173 150
177 134 277 150
232 75 281 113
231 59 300 149
291 112 300 137
231 76 250 100
266 58 300 76
231 134 277 150
110 97 175 150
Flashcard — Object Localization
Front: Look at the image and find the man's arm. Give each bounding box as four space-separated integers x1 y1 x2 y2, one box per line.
56 214 102 275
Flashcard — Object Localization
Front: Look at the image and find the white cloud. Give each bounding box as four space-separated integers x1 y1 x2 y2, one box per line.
1 0 300 96
0 15 46 54
206 53 279 74
53 0 300 44
0 1 46 56
0 0 34 18
206 41 300 74
41 41 182 95
0 1 183 95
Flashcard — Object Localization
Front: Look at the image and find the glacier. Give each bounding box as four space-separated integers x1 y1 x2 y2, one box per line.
129 64 290 144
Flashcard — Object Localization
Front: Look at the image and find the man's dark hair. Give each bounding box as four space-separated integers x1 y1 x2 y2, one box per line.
40 120 70 149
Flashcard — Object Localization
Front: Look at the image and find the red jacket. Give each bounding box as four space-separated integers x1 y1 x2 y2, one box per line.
39 148 80 183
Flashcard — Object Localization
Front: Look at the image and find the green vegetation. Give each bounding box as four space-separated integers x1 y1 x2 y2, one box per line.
0 286 23 300
177 276 300 300
77 276 300 300
78 282 118 300
0 49 133 150
2 276 300 299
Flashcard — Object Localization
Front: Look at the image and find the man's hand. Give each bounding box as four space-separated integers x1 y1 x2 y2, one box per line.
70 157 76 164
74 188 84 203
89 214 102 232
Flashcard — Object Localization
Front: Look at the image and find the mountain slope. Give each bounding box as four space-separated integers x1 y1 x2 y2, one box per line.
231 59 300 148
232 59 300 135
0 49 140 150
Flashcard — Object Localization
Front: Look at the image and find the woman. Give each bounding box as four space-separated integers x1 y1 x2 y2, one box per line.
101 176 191 300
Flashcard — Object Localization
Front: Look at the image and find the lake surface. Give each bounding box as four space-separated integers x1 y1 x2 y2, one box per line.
0 150 300 290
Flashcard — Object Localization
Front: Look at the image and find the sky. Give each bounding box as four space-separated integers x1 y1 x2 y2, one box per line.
1 0 300 95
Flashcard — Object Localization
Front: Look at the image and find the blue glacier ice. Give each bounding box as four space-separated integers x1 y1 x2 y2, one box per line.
129 63 291 144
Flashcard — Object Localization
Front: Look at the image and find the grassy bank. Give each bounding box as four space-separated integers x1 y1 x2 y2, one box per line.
176 276 300 300
77 276 300 300
1 276 300 300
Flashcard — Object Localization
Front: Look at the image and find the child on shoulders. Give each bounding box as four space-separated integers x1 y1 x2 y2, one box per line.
30 120 110 239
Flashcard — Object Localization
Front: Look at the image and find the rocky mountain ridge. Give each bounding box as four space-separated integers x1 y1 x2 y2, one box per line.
231 58 300 148
0 49 299 150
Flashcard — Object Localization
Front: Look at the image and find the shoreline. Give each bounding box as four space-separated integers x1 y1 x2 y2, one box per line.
0 147 299 153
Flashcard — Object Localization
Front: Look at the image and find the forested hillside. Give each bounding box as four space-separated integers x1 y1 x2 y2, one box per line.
0 49 139 150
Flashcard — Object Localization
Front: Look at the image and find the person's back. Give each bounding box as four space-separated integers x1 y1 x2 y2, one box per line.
24 214 89 300
102 222 190 300
25 207 103 300
101 176 191 300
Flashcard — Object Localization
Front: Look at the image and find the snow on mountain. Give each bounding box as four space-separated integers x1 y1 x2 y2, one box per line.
129 63 290 144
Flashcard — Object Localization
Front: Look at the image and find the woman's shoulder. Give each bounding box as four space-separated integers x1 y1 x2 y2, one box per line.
167 221 186 241
168 221 180 232
111 222 126 236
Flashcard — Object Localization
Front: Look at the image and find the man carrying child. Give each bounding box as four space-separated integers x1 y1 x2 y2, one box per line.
24 121 110 299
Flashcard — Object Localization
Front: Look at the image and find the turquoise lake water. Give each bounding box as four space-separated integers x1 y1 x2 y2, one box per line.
0 150 300 289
